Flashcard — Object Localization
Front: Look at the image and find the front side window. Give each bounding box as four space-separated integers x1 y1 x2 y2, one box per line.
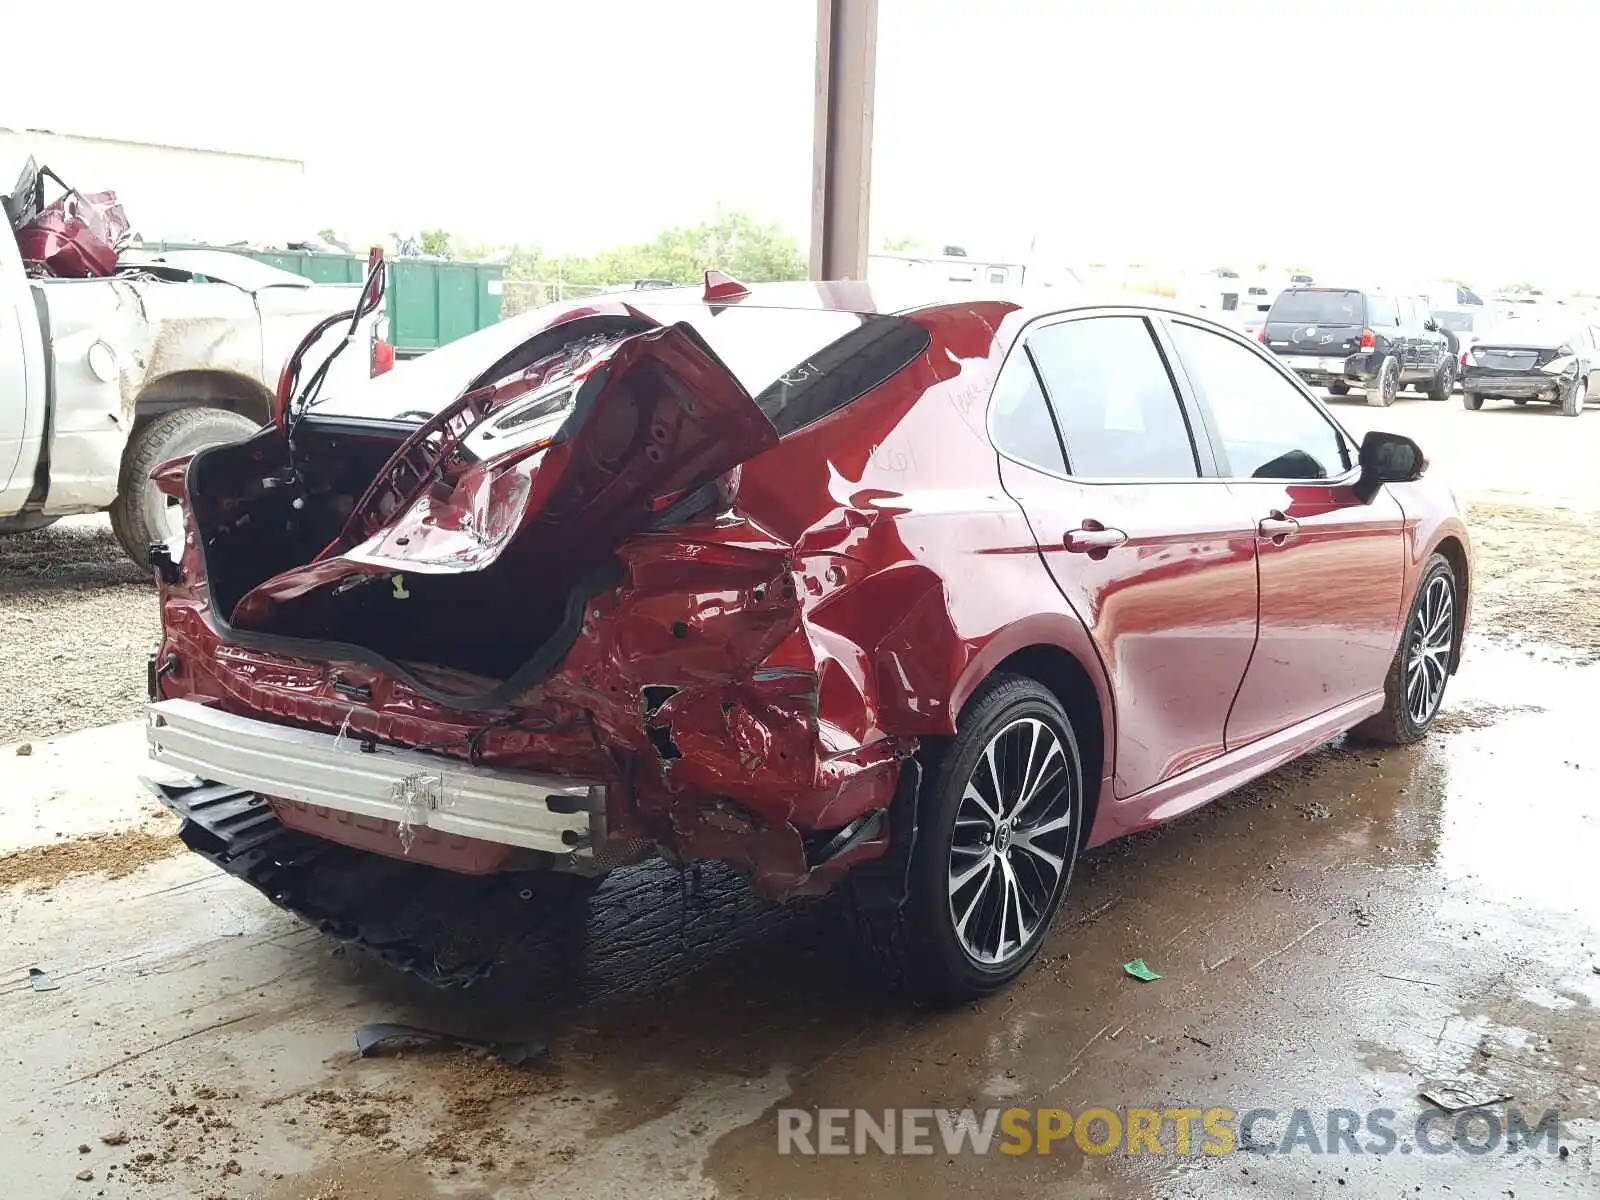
1170 322 1350 481
1026 316 1199 479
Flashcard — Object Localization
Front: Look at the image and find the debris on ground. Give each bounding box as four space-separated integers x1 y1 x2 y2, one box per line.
14 742 31 756
1123 959 1161 982
100 1131 128 1146
28 966 59 992
354 1021 547 1067
0 827 179 892
1297 802 1331 821
74 1169 93 1182
1419 1082 1513 1112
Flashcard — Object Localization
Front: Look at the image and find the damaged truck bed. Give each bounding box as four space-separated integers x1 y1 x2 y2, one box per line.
146 277 1022 985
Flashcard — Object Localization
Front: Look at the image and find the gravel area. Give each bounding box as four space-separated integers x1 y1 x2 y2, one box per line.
1466 499 1600 663
0 520 157 744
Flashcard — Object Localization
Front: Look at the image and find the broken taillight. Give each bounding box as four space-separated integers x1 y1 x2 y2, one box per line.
371 333 395 376
1256 326 1267 343
1359 328 1376 352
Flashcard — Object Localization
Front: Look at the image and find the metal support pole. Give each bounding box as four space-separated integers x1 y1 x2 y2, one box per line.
810 0 877 280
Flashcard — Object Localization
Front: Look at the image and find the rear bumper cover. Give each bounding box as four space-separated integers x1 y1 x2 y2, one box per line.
1462 371 1568 398
1280 352 1379 383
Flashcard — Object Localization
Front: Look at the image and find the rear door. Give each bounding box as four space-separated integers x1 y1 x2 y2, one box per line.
1164 317 1406 745
1393 296 1422 375
990 310 1259 798
0 284 25 498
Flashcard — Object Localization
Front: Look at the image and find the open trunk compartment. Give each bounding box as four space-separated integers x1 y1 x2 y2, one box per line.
183 321 780 698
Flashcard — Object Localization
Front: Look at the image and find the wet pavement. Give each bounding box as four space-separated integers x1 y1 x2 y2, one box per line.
2 636 1595 1199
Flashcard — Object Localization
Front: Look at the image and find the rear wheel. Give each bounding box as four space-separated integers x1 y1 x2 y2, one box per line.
1463 392 1485 411
1426 357 1455 401
1366 356 1399 407
1513 398 1529 407
853 675 1083 1003
1351 554 1458 745
110 408 260 569
1327 381 1351 396
1562 378 1586 417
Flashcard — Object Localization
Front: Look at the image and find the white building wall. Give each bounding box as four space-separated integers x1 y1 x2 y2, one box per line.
0 128 308 245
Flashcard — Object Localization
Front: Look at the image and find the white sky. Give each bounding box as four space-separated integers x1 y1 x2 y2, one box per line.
4 0 1595 288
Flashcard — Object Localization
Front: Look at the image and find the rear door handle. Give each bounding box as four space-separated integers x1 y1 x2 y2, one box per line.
1063 523 1129 553
1258 511 1300 541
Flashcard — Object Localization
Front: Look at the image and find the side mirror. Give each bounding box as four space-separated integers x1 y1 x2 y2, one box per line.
1354 430 1426 502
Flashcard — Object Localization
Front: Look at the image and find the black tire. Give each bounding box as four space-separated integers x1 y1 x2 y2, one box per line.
1426 357 1455 402
1327 381 1351 396
1513 398 1528 407
1463 392 1485 411
1366 356 1399 407
1350 554 1458 746
1562 377 1586 417
110 408 260 568
851 674 1083 1004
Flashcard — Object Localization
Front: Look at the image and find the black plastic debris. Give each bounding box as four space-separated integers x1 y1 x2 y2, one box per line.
354 1021 545 1067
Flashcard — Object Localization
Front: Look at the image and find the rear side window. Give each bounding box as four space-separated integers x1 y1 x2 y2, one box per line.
1269 289 1365 325
989 352 1067 474
1366 296 1399 326
1434 310 1475 333
1026 316 1200 479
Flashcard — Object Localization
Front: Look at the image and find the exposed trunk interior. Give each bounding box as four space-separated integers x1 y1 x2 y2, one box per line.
184 322 780 692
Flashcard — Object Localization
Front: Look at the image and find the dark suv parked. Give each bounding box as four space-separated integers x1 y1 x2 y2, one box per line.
1259 288 1454 406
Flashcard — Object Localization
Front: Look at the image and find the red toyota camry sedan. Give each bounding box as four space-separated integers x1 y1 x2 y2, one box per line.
144 274 1472 1003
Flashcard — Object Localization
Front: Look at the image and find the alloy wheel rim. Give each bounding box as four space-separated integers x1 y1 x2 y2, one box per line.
948 717 1074 966
1406 575 1454 725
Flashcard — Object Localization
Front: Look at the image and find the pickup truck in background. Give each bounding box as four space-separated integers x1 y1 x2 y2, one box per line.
1 209 387 567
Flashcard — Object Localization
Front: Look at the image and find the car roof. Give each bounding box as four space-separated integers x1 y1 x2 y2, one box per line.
583 278 1248 331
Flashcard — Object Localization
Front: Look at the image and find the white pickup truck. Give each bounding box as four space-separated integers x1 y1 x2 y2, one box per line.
1 224 383 566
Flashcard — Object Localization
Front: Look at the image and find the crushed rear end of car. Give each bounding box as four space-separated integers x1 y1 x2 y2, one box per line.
143 295 952 981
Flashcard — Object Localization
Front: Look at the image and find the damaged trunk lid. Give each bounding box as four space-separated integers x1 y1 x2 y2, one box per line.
193 320 780 700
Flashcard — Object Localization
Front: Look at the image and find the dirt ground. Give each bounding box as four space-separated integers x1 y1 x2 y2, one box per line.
3 404 1599 1199
0 519 156 744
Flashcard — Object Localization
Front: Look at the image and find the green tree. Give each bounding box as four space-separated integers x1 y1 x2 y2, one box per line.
882 234 923 252
502 209 805 289
418 229 453 257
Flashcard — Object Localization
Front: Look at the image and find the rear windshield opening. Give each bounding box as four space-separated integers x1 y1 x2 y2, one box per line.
1433 311 1477 333
1269 289 1365 325
314 304 931 437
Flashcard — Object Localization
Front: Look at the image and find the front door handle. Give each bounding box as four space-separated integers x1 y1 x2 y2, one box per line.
1063 523 1129 553
1258 511 1300 542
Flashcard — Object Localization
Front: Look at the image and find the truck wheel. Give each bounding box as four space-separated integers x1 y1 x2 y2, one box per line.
110 408 260 569
1562 378 1586 417
1366 357 1399 407
853 674 1083 1004
1426 358 1455 401
1327 381 1351 396
1462 392 1485 411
